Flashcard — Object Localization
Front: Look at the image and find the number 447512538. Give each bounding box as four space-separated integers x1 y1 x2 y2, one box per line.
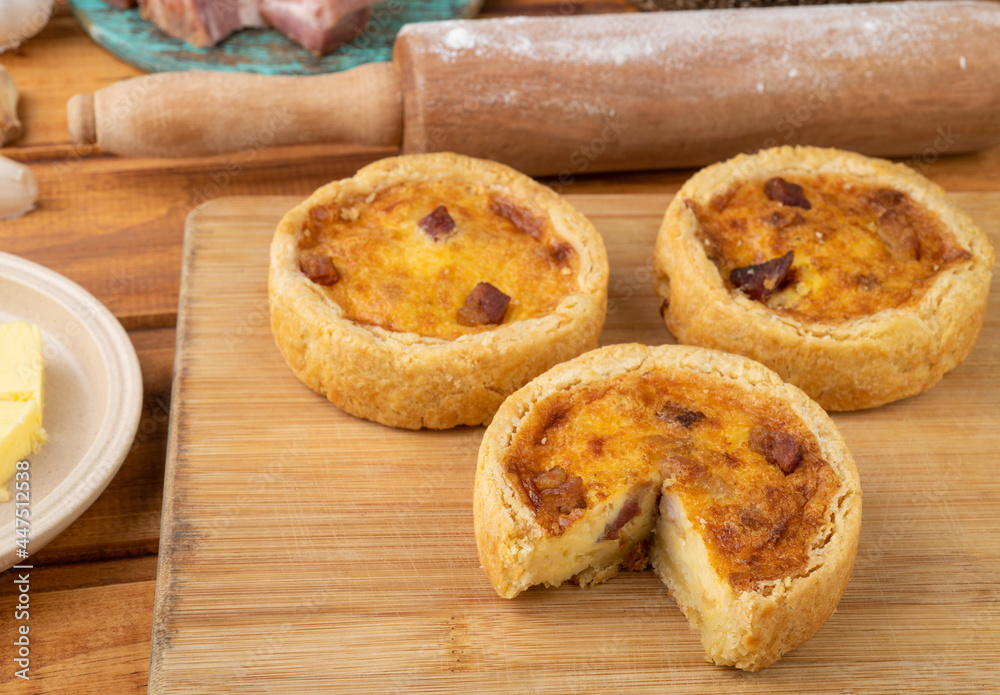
14 459 30 556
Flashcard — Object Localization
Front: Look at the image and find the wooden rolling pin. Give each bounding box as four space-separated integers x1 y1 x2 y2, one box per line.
68 0 1000 176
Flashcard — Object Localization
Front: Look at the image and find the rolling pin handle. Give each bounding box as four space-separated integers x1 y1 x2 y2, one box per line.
67 93 97 146
63 65 403 159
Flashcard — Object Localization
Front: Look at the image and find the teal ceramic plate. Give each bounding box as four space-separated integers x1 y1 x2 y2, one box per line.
68 0 482 74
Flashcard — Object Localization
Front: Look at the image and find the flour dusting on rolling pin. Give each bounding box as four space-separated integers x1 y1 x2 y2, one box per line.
67 0 1000 175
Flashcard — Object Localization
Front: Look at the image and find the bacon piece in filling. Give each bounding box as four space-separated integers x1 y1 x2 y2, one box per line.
457 282 511 326
749 427 803 474
418 205 457 241
730 251 795 302
299 254 340 286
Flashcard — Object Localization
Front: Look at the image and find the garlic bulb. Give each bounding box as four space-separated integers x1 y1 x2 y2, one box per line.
0 0 56 53
0 67 22 145
0 155 37 219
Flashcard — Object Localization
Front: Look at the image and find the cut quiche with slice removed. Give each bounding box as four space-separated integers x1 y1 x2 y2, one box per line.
474 343 862 671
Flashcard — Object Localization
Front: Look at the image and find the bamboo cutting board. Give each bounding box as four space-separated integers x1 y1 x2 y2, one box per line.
150 193 1000 693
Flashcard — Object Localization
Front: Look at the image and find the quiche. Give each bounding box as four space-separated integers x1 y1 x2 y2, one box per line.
474 343 862 671
654 146 994 410
269 152 609 429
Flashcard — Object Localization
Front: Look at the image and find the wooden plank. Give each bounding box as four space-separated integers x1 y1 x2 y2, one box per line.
0 555 158 694
0 146 397 329
30 328 176 565
150 192 1000 693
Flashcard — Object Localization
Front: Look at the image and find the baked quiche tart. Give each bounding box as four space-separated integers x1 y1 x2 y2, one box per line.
475 343 861 671
269 153 609 429
654 146 994 411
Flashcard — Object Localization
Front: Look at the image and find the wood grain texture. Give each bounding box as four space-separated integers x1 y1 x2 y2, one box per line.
151 193 1000 693
28 328 176 565
628 0 913 7
0 145 398 329
102 64 401 157
0 556 159 694
399 1 1000 175
481 0 636 13
80 63 403 157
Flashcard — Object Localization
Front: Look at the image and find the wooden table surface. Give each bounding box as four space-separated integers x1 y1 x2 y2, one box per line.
0 1 998 692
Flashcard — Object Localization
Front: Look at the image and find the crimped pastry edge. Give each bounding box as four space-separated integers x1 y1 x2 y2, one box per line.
654 145 995 411
269 152 609 429
473 342 862 670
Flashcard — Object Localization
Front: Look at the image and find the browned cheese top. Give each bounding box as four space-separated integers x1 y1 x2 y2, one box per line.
689 174 972 321
297 182 580 340
504 369 841 592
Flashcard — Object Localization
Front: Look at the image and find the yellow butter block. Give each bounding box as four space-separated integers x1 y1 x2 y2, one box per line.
0 321 44 412
0 400 46 502
0 321 46 501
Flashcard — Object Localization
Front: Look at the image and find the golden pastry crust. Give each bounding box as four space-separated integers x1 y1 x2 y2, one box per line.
474 343 862 671
269 152 608 429
654 146 995 411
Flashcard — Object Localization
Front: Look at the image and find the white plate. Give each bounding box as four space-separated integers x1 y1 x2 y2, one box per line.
0 252 143 570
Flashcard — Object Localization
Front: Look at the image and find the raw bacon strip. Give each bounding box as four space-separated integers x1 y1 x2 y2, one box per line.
138 0 265 48
259 0 375 56
135 0 373 54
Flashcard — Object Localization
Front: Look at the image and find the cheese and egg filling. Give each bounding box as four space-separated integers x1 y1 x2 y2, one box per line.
689 174 973 321
297 182 581 340
503 369 839 592
0 321 46 501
